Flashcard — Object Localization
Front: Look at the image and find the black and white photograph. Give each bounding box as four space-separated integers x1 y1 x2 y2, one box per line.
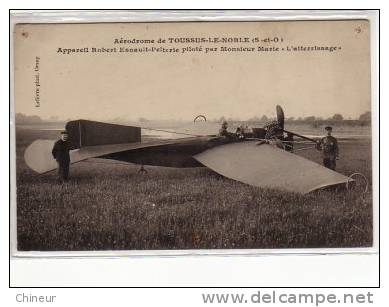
12 16 375 253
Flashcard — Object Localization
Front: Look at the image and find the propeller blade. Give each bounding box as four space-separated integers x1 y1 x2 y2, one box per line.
276 105 285 129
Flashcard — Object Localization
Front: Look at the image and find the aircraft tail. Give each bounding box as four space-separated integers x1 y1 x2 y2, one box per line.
65 120 141 149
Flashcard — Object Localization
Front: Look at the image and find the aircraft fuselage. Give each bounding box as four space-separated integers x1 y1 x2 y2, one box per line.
101 136 225 168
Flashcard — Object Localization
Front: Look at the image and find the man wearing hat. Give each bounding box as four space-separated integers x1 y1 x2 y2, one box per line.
52 130 71 182
219 120 229 137
316 126 339 170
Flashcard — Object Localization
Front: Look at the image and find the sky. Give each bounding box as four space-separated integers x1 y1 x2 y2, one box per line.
13 20 371 121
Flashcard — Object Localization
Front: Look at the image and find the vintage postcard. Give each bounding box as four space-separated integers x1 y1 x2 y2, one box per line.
12 19 374 253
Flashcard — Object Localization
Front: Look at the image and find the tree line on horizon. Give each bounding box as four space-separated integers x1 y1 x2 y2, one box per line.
209 111 372 126
15 111 372 125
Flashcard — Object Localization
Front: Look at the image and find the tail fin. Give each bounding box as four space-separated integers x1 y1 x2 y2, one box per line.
65 120 141 149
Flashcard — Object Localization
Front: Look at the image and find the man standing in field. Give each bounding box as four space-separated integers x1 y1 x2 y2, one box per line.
52 131 71 182
316 126 339 170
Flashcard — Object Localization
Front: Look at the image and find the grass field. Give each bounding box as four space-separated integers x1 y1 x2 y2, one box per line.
15 127 373 251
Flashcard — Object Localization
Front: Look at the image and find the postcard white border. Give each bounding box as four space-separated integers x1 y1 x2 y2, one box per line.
9 9 379 260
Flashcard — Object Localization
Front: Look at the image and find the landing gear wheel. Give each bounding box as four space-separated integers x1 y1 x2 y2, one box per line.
346 172 368 194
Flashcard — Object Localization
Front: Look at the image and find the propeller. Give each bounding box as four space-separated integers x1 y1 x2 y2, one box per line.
275 105 317 144
276 105 285 130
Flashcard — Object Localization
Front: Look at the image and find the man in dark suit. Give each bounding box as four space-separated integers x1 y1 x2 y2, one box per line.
52 131 71 182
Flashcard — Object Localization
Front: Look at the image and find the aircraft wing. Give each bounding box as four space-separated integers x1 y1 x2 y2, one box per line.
24 139 179 174
193 141 350 194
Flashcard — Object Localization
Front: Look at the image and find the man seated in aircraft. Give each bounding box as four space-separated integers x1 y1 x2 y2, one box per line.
235 125 245 140
219 120 229 137
218 120 236 142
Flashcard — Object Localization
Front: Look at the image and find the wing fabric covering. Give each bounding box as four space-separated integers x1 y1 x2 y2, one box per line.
193 142 350 194
24 139 178 174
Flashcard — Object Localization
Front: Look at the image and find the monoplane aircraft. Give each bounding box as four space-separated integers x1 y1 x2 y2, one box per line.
24 105 363 194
